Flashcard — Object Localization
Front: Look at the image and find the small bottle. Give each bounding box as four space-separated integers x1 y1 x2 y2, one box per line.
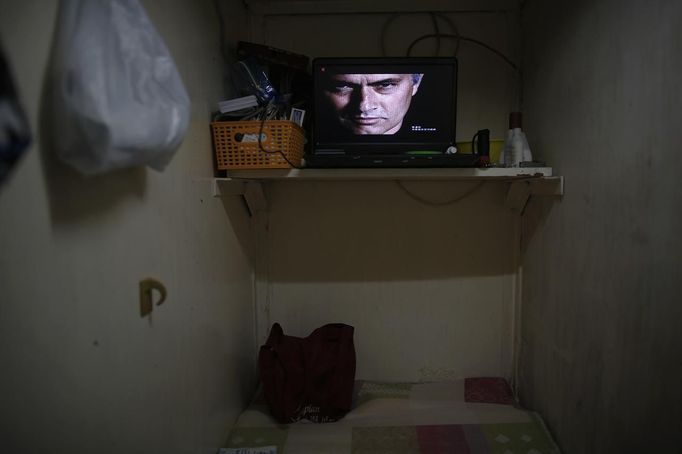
499 112 532 167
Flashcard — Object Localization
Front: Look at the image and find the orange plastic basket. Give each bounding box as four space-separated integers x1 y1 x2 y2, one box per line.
211 120 305 170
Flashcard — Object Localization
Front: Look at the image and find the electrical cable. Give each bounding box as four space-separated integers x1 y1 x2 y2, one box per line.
380 13 401 56
378 12 515 69
377 12 510 206
256 104 302 169
381 12 449 56
429 12 441 56
434 13 461 55
395 180 486 206
406 33 518 71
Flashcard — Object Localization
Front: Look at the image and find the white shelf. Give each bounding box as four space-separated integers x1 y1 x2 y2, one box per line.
212 167 563 215
218 166 554 181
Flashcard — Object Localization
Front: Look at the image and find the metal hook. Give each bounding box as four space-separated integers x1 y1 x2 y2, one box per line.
139 278 167 317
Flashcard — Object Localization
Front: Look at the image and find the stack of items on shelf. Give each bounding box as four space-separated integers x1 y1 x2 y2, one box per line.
211 42 311 171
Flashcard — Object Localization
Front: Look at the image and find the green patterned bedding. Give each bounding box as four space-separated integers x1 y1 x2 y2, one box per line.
221 378 560 454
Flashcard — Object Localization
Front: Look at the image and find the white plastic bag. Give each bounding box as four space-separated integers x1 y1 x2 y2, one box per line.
48 0 190 175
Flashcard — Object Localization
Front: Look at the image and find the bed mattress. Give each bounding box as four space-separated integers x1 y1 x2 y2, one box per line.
221 377 560 454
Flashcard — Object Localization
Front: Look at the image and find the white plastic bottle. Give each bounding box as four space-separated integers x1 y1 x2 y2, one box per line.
499 112 532 167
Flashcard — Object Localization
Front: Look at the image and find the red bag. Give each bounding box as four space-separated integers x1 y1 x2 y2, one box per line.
258 323 356 423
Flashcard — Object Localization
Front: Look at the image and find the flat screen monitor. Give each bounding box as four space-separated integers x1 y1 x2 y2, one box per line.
312 57 457 156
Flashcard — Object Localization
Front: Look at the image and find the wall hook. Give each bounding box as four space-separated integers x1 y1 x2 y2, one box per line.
139 278 167 317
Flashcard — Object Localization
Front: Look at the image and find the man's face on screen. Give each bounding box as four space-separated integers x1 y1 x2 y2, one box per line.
322 73 422 135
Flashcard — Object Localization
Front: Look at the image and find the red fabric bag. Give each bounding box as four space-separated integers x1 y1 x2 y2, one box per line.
258 323 356 423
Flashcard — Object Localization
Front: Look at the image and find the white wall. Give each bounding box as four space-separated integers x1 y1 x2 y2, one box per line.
0 1 255 453
519 0 682 452
244 1 523 381
266 180 517 381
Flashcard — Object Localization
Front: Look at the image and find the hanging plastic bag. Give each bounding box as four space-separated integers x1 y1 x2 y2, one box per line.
0 43 31 187
47 0 190 175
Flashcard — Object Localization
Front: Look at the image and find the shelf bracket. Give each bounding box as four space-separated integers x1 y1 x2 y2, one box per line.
505 176 564 214
212 178 268 215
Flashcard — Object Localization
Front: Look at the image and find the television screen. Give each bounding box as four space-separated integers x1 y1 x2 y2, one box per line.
312 57 457 155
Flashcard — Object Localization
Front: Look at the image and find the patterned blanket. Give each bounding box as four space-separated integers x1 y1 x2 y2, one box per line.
221 378 560 454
